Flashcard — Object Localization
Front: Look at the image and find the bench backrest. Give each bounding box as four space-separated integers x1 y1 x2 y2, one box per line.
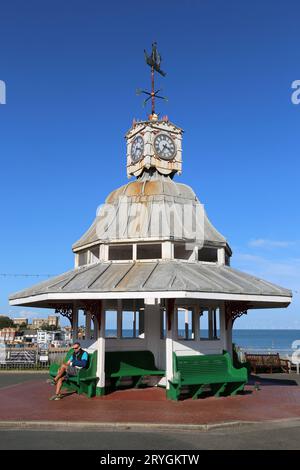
78 351 97 379
105 350 157 375
174 353 230 378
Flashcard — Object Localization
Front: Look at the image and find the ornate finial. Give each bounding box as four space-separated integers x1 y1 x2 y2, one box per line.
136 42 168 117
148 113 158 121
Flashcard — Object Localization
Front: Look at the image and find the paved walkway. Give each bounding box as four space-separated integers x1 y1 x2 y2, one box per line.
0 372 300 427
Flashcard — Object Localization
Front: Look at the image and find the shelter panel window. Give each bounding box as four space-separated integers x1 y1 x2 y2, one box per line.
177 308 195 340
121 310 144 339
137 244 162 260
108 244 133 261
174 243 194 260
89 246 100 264
105 310 118 338
78 251 88 266
199 308 220 340
198 247 218 262
199 310 209 339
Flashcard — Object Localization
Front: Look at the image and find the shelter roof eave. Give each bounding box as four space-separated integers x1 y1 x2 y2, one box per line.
9 260 292 310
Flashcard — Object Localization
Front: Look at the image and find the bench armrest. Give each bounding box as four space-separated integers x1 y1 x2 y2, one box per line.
170 371 181 384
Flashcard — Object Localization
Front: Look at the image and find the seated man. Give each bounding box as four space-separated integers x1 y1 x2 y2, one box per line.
49 342 89 400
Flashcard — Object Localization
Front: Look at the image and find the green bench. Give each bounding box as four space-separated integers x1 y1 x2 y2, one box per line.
168 352 248 400
105 350 165 390
49 349 98 398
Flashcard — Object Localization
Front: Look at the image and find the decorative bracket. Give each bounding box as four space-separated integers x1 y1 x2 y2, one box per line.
81 300 102 330
225 302 249 329
54 304 73 326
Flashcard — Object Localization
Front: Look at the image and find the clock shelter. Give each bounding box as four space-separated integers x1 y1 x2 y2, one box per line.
9 45 292 399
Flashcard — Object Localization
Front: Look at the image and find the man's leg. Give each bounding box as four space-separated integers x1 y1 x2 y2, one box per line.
54 364 68 383
55 377 65 396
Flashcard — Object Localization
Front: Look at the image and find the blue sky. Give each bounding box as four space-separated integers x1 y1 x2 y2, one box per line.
0 0 299 328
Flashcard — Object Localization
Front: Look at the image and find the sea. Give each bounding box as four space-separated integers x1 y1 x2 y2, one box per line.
232 329 300 356
107 329 300 357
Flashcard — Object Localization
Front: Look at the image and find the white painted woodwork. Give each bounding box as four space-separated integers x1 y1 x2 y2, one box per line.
85 311 91 340
11 292 292 305
162 241 173 259
96 306 106 390
72 305 79 340
217 248 226 265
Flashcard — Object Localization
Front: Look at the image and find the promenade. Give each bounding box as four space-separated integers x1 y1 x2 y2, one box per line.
1 372 300 429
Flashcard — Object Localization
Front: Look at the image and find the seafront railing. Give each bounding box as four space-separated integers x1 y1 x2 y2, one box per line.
0 347 69 370
239 348 293 358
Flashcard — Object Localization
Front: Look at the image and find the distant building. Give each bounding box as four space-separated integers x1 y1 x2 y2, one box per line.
0 328 16 343
49 339 65 348
12 318 28 327
48 315 59 328
37 330 61 345
22 329 37 344
32 315 60 329
63 327 72 343
32 318 46 329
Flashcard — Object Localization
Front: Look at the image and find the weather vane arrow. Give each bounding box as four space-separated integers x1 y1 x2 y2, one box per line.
136 42 168 117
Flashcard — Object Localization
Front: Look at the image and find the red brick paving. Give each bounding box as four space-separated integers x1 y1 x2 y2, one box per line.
1 378 300 425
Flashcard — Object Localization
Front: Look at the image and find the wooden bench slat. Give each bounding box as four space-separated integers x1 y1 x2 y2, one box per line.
244 353 291 374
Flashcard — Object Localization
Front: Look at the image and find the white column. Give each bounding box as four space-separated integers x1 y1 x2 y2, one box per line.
96 305 106 394
93 316 98 340
72 304 79 341
117 299 122 338
217 247 226 265
162 241 173 259
100 244 109 261
226 318 233 356
193 306 200 341
132 244 137 261
145 302 161 366
220 304 226 349
85 311 91 340
166 301 176 391
208 308 214 340
220 304 233 355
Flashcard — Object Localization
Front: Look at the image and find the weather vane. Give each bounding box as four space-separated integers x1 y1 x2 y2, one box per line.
136 42 167 117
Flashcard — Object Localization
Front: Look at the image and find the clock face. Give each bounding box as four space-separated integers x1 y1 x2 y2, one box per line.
131 135 144 163
154 133 176 160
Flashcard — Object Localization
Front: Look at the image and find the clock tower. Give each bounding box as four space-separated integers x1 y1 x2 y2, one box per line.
126 42 183 179
126 114 183 178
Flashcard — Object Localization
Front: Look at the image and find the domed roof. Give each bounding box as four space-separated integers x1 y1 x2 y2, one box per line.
106 170 195 203
72 171 228 251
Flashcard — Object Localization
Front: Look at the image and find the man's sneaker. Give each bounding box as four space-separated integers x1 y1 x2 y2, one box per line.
49 394 63 401
46 379 56 385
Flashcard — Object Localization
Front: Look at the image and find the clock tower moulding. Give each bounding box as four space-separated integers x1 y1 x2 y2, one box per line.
126 116 183 178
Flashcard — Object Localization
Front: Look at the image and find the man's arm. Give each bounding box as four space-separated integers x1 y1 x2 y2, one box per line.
71 351 88 368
